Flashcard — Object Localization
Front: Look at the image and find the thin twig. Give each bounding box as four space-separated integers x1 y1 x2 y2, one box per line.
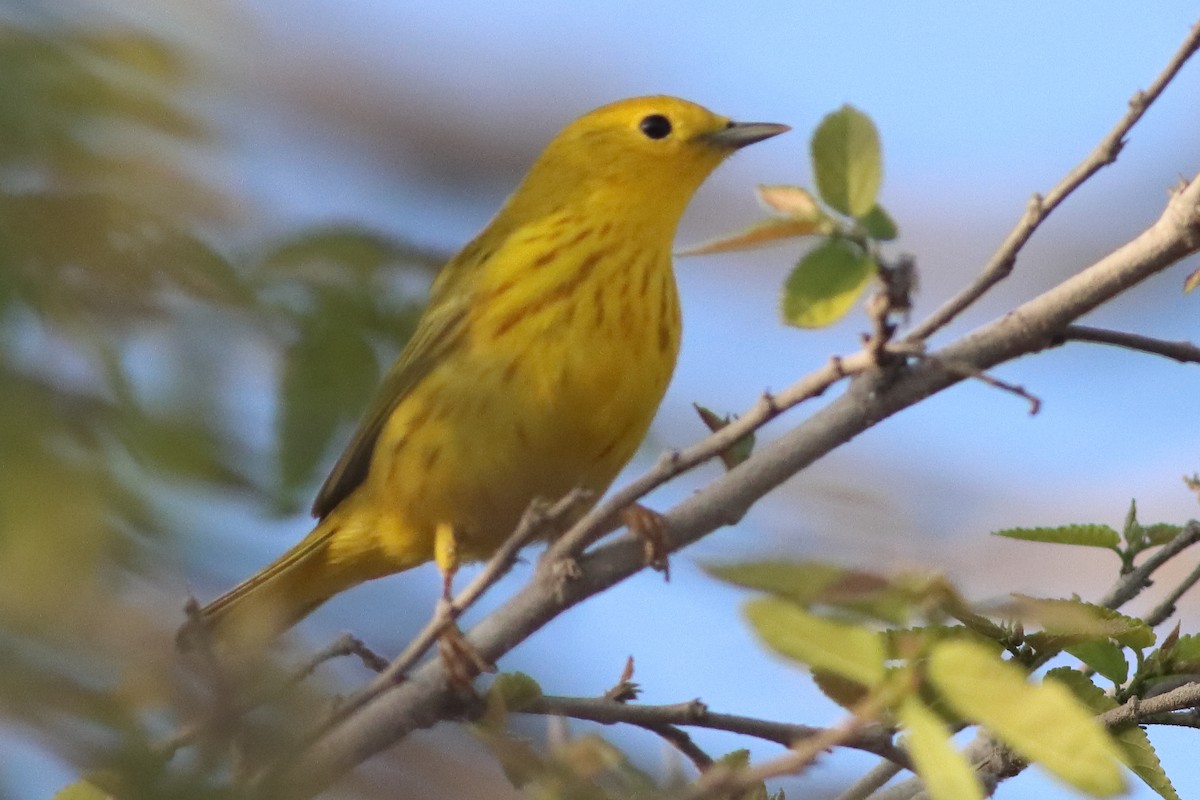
672 699 887 800
547 349 874 560
1058 325 1200 364
835 761 903 800
924 355 1041 414
520 694 906 765
643 723 715 772
322 488 591 731
1145 558 1200 627
905 19 1200 343
158 632 387 761
1099 520 1200 610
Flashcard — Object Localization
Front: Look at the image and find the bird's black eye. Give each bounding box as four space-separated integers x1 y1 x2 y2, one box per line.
639 114 672 140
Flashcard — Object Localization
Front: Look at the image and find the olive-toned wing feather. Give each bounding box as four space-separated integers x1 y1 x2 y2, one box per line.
310 274 472 519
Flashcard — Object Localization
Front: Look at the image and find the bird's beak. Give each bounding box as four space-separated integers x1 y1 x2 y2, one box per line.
702 121 790 149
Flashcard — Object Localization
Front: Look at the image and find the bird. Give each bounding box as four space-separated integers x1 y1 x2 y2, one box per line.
185 96 788 649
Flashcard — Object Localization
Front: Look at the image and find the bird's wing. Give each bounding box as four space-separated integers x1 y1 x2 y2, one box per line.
310 266 474 519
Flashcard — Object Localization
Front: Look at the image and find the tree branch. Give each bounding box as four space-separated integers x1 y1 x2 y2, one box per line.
905 19 1200 343
1058 324 1200 364
518 695 908 767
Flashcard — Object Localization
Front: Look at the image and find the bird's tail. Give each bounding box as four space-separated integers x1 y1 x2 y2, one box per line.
179 517 360 652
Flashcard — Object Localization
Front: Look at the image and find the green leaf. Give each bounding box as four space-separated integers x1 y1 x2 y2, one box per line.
1066 640 1129 685
812 668 871 710
489 671 543 713
1155 632 1200 673
1047 668 1181 800
993 524 1120 549
744 597 886 686
1142 523 1183 546
278 319 380 502
693 404 755 470
859 204 899 241
706 560 851 600
705 560 912 624
1008 596 1154 649
780 238 877 328
929 640 1126 797
810 105 882 217
1123 499 1144 549
898 696 984 800
714 750 772 800
260 226 443 282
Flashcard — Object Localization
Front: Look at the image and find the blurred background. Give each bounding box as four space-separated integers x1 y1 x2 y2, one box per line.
2 1 1199 797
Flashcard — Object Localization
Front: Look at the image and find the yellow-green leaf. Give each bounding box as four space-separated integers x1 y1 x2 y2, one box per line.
780 238 877 328
52 784 113 800
929 640 1125 796
898 696 984 800
744 597 886 686
993 524 1119 549
811 105 882 217
1048 667 1181 800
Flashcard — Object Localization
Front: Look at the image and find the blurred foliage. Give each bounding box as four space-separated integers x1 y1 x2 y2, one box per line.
0 12 439 798
707 496 1200 800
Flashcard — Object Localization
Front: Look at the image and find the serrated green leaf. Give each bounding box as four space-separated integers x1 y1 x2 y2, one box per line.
1047 668 1181 800
1008 596 1154 649
993 524 1120 549
811 105 882 217
278 319 380 502
1066 640 1129 685
1156 632 1200 672
744 597 886 686
780 238 877 328
929 640 1125 796
898 696 984 800
860 204 898 241
1142 523 1183 546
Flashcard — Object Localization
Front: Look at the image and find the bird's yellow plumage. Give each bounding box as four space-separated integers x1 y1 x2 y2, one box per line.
192 96 787 646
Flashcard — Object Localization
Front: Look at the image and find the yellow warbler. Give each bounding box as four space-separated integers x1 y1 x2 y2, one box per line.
190 96 787 646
